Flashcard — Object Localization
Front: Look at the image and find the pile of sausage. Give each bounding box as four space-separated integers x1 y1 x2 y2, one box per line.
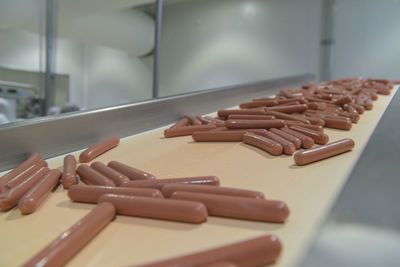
1 136 287 267
164 78 398 165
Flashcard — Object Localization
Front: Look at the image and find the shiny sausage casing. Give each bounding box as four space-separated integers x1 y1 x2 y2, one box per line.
18 169 62 214
135 234 282 267
76 165 116 186
98 194 207 224
108 161 156 180
79 136 120 163
288 125 329 145
61 155 77 189
227 114 275 120
269 128 302 149
68 184 163 203
0 153 41 189
0 167 50 211
281 127 315 149
225 119 285 129
265 111 310 124
242 132 283 156
22 202 115 267
294 138 355 166
192 129 266 142
2 160 48 191
257 130 296 155
164 124 217 138
162 184 265 199
217 109 266 119
283 120 324 133
121 176 220 190
91 161 130 185
265 104 308 113
170 191 289 223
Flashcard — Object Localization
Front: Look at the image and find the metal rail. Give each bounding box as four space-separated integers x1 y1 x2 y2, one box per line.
0 74 314 171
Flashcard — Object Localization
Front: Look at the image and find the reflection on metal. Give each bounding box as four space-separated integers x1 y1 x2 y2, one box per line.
0 74 314 171
299 88 400 267
0 80 37 94
153 0 163 98
320 0 335 81
44 0 56 115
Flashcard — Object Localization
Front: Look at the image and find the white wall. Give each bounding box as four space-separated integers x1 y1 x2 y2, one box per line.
85 45 153 109
332 0 400 80
0 8 154 110
159 0 322 97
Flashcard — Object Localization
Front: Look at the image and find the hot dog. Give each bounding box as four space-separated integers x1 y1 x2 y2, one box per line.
108 161 156 180
135 234 282 267
161 184 265 199
121 176 220 190
61 155 77 188
98 194 207 224
79 136 120 163
242 132 283 156
68 184 163 203
18 169 61 214
76 165 116 186
22 202 115 267
91 161 130 185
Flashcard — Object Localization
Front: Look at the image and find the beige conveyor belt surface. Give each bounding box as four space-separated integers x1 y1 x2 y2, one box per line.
0 86 398 267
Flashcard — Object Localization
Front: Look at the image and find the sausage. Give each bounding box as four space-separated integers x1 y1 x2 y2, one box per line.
2 160 48 191
76 165 116 186
192 131 245 142
61 155 77 189
269 128 302 149
333 95 352 105
283 120 324 133
197 116 215 125
306 102 327 111
18 169 61 214
164 124 217 138
0 153 41 189
107 161 156 180
265 104 308 113
68 184 163 203
170 192 289 223
184 115 202 125
294 138 355 166
171 117 190 128
276 97 306 104
98 194 207 224
135 234 282 267
307 114 352 130
292 114 325 126
0 167 50 211
239 100 278 109
280 127 314 149
349 103 365 114
265 111 310 124
288 125 329 145
257 130 296 155
161 184 265 199
79 136 120 163
22 202 115 267
242 132 283 156
121 176 220 190
227 114 275 120
217 109 266 119
91 161 130 185
192 129 267 142
225 119 285 129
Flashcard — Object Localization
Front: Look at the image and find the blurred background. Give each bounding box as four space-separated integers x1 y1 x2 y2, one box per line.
0 0 399 124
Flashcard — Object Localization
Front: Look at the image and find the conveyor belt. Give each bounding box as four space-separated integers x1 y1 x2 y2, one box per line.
0 86 397 267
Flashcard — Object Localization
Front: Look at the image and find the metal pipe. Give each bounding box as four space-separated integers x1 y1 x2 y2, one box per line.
44 0 56 114
152 0 163 98
320 0 335 82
